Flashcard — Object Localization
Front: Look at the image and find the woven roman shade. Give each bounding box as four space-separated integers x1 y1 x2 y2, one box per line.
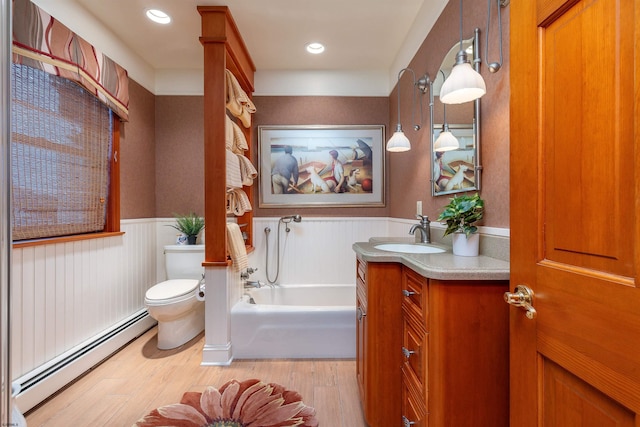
11 63 112 241
12 0 129 121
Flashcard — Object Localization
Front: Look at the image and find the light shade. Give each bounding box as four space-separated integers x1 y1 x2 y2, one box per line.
434 130 459 152
386 129 411 152
440 56 486 104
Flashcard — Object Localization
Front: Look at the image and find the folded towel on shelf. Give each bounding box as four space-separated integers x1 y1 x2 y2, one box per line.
225 69 256 128
225 115 234 150
237 154 258 186
226 149 243 188
226 188 252 216
231 119 249 154
226 222 248 271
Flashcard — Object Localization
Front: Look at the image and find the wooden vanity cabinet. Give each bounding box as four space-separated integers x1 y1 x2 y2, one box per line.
355 256 403 426
400 266 510 427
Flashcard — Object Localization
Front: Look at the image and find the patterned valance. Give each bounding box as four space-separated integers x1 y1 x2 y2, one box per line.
12 0 130 121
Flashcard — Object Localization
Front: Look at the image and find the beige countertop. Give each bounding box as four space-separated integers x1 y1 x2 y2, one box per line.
352 237 510 281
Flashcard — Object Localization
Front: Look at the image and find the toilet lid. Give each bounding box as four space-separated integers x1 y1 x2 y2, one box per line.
146 279 199 301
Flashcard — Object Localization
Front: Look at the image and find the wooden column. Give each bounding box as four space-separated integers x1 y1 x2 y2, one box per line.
198 6 255 266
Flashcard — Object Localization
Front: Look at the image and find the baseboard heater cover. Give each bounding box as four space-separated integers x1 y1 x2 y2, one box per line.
15 310 156 413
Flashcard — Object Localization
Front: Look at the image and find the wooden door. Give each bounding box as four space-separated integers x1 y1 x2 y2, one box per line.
509 0 640 426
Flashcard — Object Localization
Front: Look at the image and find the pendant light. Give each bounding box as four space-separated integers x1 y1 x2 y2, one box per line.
386 69 428 152
440 0 486 104
434 103 459 152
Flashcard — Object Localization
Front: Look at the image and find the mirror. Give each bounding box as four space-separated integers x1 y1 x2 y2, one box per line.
430 28 481 196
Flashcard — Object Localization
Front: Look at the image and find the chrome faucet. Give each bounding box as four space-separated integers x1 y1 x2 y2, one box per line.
409 214 431 244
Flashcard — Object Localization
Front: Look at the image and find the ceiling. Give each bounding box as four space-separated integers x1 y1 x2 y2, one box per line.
32 0 448 95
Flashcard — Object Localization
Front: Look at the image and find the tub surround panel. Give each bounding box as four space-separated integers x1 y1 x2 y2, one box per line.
248 217 390 286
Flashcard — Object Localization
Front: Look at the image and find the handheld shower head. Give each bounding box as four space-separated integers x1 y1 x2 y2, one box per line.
279 215 302 232
280 215 302 223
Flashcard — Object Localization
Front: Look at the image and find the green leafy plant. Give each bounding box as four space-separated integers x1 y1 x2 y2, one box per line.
168 212 205 240
437 193 484 237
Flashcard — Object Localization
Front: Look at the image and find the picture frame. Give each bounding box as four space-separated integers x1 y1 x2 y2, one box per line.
432 124 478 196
258 125 385 207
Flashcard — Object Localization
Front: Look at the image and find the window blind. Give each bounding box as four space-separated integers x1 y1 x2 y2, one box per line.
11 63 113 241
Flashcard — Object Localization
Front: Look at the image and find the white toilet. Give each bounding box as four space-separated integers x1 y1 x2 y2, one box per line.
145 244 205 350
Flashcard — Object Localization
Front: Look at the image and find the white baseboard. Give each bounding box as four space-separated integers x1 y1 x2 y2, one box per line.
15 311 156 413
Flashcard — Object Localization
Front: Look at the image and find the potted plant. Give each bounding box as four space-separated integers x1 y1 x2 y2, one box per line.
437 193 484 256
168 212 205 245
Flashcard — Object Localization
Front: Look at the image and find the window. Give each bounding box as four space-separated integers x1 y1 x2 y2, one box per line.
11 63 116 241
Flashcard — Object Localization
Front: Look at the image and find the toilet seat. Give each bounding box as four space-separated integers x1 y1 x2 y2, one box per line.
145 279 199 305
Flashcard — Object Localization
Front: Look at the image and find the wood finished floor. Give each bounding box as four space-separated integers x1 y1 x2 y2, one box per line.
25 327 367 426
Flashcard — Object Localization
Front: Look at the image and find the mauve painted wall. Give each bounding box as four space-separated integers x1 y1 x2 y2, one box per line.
120 80 156 219
154 96 205 218
387 1 510 228
122 2 510 229
252 96 390 218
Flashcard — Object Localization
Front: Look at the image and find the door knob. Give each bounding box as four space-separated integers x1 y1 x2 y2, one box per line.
504 284 537 319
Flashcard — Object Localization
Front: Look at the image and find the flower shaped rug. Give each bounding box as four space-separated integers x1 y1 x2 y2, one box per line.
133 378 319 427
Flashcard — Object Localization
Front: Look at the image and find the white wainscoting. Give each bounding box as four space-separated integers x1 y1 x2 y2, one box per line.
12 219 159 411
247 217 390 286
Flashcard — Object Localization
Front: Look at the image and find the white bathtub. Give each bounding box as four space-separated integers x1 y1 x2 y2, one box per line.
231 284 356 359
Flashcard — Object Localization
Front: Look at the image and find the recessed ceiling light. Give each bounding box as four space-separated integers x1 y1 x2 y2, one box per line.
305 42 325 54
146 9 171 25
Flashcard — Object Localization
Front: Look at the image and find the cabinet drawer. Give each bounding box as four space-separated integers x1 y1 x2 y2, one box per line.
401 372 427 427
357 258 367 282
402 267 428 325
402 315 428 398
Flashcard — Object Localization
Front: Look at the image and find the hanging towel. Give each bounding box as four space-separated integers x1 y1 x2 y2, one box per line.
225 69 256 128
237 154 258 186
226 149 243 188
226 188 252 216
225 115 234 150
226 222 248 271
231 119 249 154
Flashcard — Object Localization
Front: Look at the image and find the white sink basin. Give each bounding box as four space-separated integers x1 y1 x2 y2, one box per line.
374 243 446 254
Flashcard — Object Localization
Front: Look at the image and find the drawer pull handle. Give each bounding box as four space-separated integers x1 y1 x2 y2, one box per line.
402 346 415 359
402 289 416 297
402 415 416 426
357 307 366 322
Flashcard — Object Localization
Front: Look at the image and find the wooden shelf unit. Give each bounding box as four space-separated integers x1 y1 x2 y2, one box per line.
198 6 256 266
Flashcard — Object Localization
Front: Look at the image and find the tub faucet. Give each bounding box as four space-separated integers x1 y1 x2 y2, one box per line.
409 214 431 244
240 267 258 280
244 280 265 289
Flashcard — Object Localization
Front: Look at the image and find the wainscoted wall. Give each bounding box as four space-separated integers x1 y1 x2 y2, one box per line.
12 219 159 411
11 216 508 408
247 217 389 286
246 216 509 287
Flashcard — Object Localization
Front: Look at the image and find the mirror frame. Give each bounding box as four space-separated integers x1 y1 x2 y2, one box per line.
430 28 482 197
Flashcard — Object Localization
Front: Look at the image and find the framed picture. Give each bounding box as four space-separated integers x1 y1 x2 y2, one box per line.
432 124 478 196
258 125 385 207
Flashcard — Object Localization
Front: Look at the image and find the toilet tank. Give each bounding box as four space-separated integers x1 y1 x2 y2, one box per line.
164 244 205 280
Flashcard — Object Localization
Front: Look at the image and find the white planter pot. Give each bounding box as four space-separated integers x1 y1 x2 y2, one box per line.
452 233 480 257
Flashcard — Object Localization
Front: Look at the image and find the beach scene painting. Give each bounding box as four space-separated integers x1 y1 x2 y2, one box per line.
258 125 385 207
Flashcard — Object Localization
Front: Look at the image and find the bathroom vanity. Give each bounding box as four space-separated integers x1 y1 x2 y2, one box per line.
353 240 510 427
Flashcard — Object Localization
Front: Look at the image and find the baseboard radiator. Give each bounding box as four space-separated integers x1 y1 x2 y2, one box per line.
14 310 156 413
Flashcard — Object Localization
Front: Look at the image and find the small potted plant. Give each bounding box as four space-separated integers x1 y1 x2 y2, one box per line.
437 193 484 256
168 212 205 245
